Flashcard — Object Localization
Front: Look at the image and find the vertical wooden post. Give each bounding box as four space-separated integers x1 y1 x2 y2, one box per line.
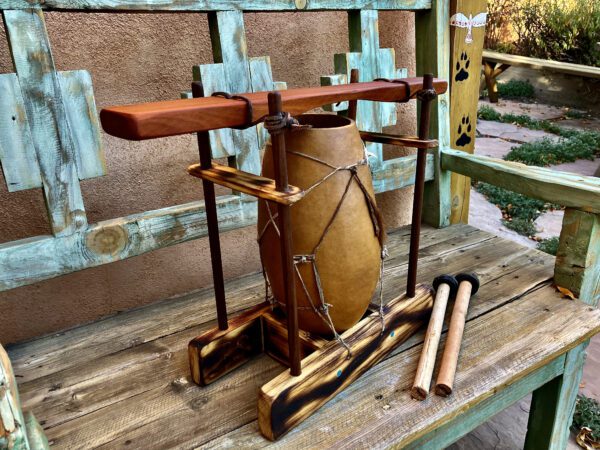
525 209 600 449
267 92 301 376
3 10 87 237
407 74 435 297
448 0 488 224
415 0 452 229
1 344 30 449
192 82 228 331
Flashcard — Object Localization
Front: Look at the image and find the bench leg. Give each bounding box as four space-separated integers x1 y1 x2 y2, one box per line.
483 62 511 103
524 342 587 450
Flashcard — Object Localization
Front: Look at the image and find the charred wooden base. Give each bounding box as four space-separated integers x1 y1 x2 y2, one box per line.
258 284 433 440
188 284 433 440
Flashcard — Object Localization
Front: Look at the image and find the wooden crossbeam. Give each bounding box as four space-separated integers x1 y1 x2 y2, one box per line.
100 78 448 140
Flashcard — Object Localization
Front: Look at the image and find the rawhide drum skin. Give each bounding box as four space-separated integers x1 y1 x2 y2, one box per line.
258 114 384 336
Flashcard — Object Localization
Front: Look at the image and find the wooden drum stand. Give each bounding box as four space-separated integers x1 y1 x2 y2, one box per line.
100 75 448 440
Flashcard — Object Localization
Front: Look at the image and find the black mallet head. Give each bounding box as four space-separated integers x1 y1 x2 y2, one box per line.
433 274 459 298
455 272 480 295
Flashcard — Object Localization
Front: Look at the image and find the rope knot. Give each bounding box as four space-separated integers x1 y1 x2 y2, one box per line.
417 88 438 102
264 112 311 134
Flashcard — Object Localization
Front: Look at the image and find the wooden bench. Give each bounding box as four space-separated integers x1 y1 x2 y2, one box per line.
3 223 600 448
1 1 600 449
482 49 600 102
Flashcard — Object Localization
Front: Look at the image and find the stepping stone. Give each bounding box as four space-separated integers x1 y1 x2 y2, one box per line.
557 117 600 132
477 120 560 144
474 137 514 159
480 99 566 121
551 158 600 177
468 189 535 248
534 209 564 240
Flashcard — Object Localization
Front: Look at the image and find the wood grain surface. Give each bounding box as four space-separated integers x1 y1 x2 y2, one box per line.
100 79 448 140
6 224 600 448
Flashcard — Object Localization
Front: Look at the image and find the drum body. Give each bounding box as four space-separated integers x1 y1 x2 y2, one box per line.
257 114 382 336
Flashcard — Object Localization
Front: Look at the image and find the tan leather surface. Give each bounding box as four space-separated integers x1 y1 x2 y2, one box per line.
258 114 382 336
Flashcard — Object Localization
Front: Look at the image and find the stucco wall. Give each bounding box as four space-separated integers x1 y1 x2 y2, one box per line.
0 11 416 344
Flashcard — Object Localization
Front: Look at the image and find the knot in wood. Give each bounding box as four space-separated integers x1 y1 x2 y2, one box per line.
85 225 128 256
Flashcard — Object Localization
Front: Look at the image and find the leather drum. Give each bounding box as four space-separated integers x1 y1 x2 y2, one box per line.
257 114 384 336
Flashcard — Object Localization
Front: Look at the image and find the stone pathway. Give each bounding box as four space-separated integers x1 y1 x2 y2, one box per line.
453 99 599 450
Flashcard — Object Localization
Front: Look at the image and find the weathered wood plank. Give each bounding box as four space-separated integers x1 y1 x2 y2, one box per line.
10 226 557 447
525 209 600 449
0 73 41 192
0 195 257 291
199 284 600 449
0 0 432 11
57 70 106 180
0 70 106 192
416 0 452 228
525 342 587 450
483 50 600 79
258 285 434 440
0 150 435 292
407 355 566 449
3 10 87 236
449 0 487 224
1 344 30 450
371 153 435 192
441 148 600 213
554 209 600 303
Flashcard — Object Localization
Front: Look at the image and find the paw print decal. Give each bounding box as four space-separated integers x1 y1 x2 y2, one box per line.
456 115 472 147
455 52 470 82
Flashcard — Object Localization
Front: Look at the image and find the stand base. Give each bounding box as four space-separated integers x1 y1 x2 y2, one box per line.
188 284 434 439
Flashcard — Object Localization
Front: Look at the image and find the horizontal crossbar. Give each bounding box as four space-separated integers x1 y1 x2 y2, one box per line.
0 153 433 291
441 148 600 213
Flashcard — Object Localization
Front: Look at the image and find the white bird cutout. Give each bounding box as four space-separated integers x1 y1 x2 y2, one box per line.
450 12 488 44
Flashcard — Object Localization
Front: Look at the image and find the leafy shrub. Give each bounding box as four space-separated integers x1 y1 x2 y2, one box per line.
486 0 600 67
572 395 600 442
537 237 559 255
474 182 558 236
498 80 535 99
506 132 600 166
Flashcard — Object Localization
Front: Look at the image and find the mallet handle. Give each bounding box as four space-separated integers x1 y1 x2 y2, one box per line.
411 282 451 400
435 281 473 396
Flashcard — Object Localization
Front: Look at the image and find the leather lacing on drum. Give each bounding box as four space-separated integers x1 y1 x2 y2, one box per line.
258 115 388 358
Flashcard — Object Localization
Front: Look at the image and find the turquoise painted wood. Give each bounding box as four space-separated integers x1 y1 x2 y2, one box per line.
525 344 587 450
1 345 30 450
0 73 41 192
58 70 106 181
0 70 105 193
2 10 87 237
195 11 285 175
555 209 600 303
0 154 431 291
321 9 407 169
407 354 566 449
415 0 452 228
441 149 600 214
0 0 432 11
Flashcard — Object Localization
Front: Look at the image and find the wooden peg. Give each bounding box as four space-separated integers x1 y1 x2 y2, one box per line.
411 275 458 400
435 273 480 397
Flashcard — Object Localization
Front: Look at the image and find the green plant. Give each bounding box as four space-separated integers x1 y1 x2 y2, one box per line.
491 0 600 67
572 395 600 442
474 182 558 237
537 237 559 255
497 80 535 99
477 106 600 166
506 132 600 166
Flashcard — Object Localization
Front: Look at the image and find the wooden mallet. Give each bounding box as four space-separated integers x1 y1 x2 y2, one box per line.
435 272 480 397
411 275 459 400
